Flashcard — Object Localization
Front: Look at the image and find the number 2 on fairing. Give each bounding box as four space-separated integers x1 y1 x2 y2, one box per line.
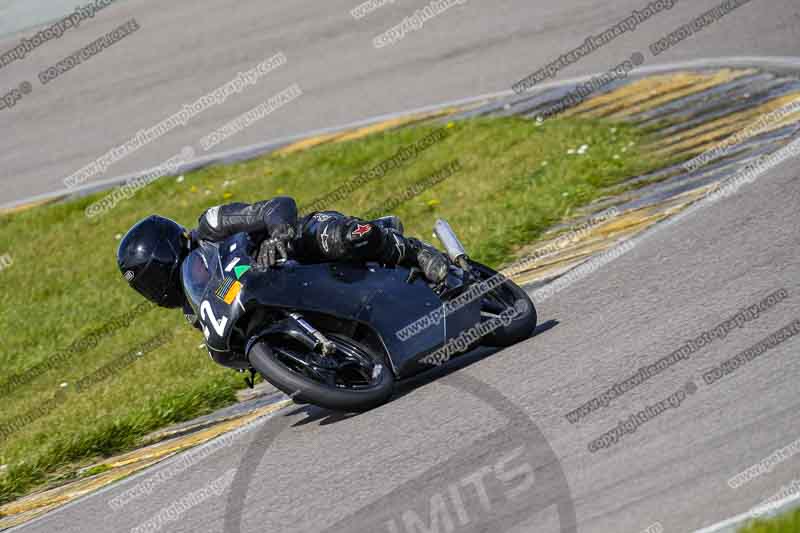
200 300 229 338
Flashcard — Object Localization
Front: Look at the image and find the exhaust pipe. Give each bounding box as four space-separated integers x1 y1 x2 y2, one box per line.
434 219 469 269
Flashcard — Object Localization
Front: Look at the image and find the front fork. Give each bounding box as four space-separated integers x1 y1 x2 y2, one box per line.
288 313 336 356
243 312 337 388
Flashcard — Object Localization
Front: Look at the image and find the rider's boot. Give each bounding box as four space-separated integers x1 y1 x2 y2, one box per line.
401 237 449 284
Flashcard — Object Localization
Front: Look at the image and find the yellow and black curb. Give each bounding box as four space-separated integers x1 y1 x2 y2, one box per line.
0 393 291 530
491 63 800 285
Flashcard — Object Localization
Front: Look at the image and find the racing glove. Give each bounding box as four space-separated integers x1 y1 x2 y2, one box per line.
256 225 296 268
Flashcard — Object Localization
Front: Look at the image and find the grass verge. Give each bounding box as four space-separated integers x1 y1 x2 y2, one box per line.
739 508 800 532
0 115 667 505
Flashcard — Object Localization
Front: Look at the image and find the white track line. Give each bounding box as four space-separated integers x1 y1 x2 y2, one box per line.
694 491 800 533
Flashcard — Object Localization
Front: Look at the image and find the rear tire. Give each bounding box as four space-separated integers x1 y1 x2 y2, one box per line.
467 260 538 347
248 333 394 412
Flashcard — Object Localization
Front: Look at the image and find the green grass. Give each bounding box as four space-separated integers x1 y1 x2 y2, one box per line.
739 508 800 532
0 116 666 505
80 464 111 478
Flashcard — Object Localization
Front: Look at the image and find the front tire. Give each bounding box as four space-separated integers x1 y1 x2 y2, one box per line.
248 333 394 412
468 260 538 347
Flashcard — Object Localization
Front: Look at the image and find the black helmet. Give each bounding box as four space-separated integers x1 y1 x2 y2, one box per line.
117 215 190 308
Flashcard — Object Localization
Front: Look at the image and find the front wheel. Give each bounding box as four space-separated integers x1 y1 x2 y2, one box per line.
467 260 538 347
248 333 394 412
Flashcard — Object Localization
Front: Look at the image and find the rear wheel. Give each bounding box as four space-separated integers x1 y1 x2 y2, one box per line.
467 260 537 347
248 333 394 412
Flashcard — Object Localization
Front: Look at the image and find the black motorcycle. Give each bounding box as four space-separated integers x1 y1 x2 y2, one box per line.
182 220 537 411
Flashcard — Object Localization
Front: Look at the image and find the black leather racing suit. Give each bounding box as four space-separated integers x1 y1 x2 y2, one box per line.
184 196 447 363
193 196 415 267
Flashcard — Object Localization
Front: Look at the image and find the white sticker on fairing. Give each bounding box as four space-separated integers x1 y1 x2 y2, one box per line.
200 300 229 337
225 257 241 272
206 206 221 228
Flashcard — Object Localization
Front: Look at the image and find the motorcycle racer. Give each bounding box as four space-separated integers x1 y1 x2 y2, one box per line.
116 196 449 315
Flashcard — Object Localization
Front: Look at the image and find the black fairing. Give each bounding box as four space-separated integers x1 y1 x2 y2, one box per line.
182 233 482 378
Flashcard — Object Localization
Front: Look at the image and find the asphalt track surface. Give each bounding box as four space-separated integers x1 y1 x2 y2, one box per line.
5 1 800 533
1 0 799 205
12 131 800 533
